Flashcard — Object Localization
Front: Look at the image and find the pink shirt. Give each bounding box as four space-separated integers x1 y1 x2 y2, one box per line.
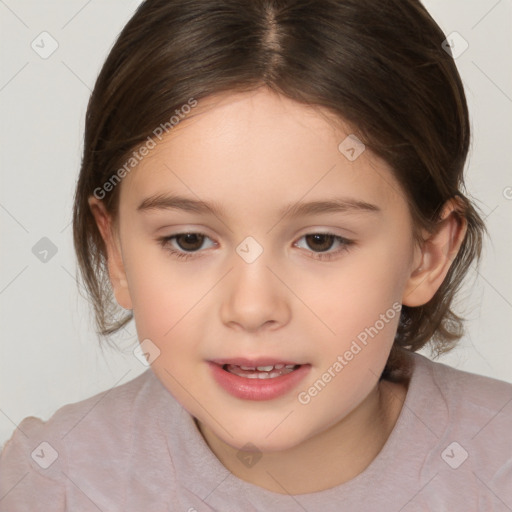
1 351 511 511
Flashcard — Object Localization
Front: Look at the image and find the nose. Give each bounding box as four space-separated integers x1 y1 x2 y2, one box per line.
219 252 291 332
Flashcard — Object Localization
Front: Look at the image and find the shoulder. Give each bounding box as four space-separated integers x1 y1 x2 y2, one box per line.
413 352 512 421
409 351 512 440
5 367 158 451
0 369 174 510
408 352 512 506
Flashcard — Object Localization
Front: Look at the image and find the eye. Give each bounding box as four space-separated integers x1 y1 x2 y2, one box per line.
158 232 215 260
294 233 354 261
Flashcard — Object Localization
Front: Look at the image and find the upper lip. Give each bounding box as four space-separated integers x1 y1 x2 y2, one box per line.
209 358 304 367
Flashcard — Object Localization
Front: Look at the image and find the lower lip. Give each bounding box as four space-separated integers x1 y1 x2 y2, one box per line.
208 362 311 401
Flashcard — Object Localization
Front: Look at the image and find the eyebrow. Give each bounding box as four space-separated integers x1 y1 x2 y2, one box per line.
137 193 381 218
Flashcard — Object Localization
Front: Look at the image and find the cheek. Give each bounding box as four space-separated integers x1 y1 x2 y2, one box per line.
122 240 207 340
305 241 408 344
294 256 405 426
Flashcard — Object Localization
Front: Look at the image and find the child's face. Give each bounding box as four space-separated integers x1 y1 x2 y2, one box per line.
104 88 425 451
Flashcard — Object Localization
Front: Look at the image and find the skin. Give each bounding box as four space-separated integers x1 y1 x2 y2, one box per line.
89 86 467 494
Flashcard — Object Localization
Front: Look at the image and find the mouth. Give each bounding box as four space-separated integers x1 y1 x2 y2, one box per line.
208 358 310 401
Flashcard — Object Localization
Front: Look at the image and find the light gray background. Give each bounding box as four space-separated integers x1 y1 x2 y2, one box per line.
1 0 511 447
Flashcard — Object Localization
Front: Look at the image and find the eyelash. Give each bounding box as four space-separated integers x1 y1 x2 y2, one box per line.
157 232 354 262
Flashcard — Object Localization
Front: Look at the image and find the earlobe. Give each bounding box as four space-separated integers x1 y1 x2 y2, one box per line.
88 196 133 310
402 198 467 307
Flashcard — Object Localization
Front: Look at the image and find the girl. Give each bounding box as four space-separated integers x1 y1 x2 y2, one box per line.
1 0 511 510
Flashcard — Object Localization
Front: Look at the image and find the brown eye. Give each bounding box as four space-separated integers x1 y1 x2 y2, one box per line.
158 231 216 261
304 234 336 252
295 232 354 261
174 233 205 251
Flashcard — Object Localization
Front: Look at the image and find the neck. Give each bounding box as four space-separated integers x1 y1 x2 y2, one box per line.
197 378 408 494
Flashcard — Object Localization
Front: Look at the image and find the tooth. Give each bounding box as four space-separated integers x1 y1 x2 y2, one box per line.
226 365 298 379
240 365 255 370
274 364 285 370
256 365 274 372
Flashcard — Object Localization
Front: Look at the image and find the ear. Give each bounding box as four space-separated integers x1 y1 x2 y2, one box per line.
402 197 468 307
88 196 133 310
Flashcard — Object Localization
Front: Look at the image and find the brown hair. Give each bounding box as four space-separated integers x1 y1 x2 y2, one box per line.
72 0 486 381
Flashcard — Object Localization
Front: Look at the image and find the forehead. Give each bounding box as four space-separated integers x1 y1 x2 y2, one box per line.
158 88 355 151
119 88 406 216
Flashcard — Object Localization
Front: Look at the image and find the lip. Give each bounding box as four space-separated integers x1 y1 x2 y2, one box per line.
208 361 311 401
